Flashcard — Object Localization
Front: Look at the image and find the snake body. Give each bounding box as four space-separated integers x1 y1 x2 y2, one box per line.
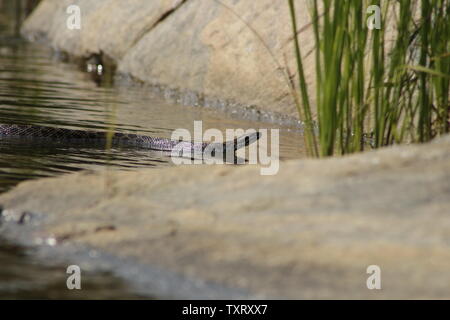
0 124 260 158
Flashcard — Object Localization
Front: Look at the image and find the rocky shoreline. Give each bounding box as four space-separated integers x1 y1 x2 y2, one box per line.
1 135 449 298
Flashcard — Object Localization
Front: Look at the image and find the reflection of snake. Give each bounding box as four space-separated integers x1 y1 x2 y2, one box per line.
0 124 260 158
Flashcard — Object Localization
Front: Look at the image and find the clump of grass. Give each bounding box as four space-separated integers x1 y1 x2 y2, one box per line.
288 0 449 157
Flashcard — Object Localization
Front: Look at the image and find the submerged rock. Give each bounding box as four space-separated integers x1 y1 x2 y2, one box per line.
1 135 449 299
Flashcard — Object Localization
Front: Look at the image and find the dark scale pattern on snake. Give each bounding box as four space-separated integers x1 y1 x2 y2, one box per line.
0 124 260 158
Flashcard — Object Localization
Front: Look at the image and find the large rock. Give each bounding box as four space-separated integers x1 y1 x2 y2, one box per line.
21 0 317 119
21 0 185 60
118 0 316 118
20 1 410 121
1 135 449 299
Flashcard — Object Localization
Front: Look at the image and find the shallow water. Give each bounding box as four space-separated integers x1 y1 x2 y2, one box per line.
0 6 305 299
0 41 305 194
0 237 146 299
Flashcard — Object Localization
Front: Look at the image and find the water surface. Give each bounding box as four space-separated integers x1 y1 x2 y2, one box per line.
0 40 305 193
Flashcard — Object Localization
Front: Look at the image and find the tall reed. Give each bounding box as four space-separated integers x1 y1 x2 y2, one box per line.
288 0 450 157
